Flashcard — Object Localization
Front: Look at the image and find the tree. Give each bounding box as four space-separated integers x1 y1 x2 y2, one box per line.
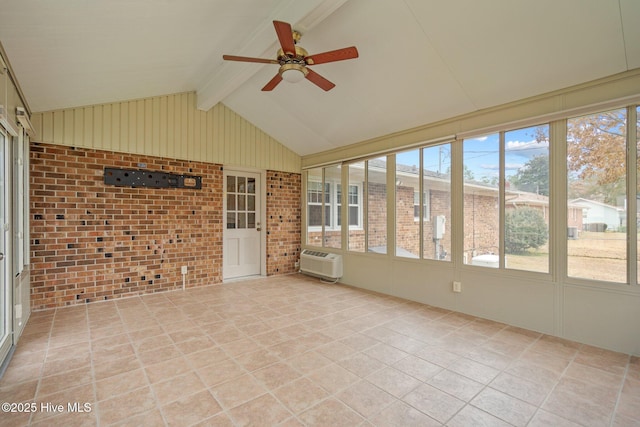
567 109 626 188
509 155 549 196
505 207 548 254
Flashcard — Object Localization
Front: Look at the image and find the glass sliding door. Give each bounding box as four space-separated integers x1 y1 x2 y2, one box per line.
0 130 10 364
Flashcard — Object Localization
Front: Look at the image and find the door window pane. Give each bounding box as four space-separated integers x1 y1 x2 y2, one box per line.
226 176 235 193
227 194 235 211
367 157 387 254
423 143 451 261
567 109 627 282
464 134 500 267
227 212 236 229
505 125 550 273
395 150 420 258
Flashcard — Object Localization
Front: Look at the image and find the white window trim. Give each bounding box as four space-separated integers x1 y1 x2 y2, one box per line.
308 180 363 232
414 190 431 222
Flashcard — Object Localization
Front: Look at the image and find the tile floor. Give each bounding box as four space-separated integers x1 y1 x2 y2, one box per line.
0 274 639 426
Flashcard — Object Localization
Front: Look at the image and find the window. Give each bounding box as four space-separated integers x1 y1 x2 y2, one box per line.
303 104 640 287
367 157 387 254
307 180 330 228
423 143 451 261
396 150 420 258
337 184 361 227
567 109 627 283
348 162 366 252
413 191 429 221
505 125 549 273
463 133 500 267
306 164 363 249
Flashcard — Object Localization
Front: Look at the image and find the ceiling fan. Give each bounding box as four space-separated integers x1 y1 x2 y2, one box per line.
222 20 358 92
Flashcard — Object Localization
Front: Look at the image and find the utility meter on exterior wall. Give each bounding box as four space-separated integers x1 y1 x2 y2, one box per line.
434 215 446 240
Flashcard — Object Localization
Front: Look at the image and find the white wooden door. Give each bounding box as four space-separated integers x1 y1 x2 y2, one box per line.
223 171 262 279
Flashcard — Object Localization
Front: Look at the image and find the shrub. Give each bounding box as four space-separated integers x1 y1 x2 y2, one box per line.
505 207 548 254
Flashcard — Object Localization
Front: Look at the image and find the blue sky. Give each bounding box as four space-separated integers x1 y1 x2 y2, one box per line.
396 125 549 181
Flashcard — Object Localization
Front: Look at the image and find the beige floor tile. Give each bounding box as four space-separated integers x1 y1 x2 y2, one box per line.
137 343 182 365
447 356 500 384
366 366 422 398
106 408 166 427
447 404 512 427
489 371 553 406
286 351 332 372
185 346 229 370
30 409 97 427
273 377 329 414
337 380 396 419
402 383 465 423
191 412 236 427
38 367 93 398
152 371 207 405
0 378 38 403
30 383 95 424
144 355 193 384
336 352 386 378
234 348 280 372
197 359 246 387
210 374 267 410
4 275 639 427
98 386 157 425
392 354 441 382
528 410 584 427
93 353 141 381
307 363 359 394
161 390 223 427
368 400 440 427
252 361 301 389
298 398 364 427
471 387 538 427
427 369 484 402
228 393 291 426
95 368 149 401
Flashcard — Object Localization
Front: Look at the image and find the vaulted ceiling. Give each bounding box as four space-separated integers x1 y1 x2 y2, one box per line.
1 0 638 156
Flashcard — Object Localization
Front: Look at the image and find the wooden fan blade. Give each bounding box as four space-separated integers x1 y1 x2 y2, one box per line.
222 55 279 64
273 21 296 56
262 74 283 91
305 69 335 91
305 46 359 65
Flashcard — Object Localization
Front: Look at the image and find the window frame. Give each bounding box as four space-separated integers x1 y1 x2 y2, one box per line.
307 179 363 232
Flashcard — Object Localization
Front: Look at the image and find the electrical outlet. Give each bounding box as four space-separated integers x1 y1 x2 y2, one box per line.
181 266 188 275
294 261 300 269
452 281 462 293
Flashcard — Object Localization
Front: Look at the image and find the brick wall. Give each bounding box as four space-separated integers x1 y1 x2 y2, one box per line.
266 171 301 275
30 142 300 310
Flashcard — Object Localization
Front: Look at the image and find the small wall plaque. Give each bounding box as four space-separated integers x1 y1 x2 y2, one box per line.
104 168 202 190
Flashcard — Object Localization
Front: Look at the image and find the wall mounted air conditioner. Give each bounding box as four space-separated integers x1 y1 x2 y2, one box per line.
300 249 343 281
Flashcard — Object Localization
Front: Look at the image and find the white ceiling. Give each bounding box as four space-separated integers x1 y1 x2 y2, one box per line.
1 0 638 156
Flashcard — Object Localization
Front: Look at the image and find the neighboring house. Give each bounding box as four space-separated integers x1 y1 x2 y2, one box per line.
308 162 584 259
570 198 625 231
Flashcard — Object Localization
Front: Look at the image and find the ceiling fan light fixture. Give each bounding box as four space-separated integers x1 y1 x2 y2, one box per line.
279 63 307 83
